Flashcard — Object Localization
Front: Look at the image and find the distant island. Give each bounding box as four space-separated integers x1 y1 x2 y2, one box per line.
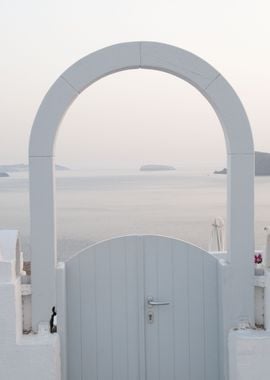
140 164 176 171
214 168 227 175
0 164 69 173
214 151 270 176
0 172 9 177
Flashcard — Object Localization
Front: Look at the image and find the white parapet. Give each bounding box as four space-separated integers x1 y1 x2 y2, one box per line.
0 230 61 380
229 329 270 380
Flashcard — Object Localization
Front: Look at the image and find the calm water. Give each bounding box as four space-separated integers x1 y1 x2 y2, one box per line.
0 169 269 260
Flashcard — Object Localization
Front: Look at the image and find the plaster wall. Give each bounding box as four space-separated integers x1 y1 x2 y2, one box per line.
229 330 270 380
0 230 61 380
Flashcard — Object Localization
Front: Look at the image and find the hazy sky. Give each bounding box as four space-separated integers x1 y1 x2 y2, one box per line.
1 0 270 168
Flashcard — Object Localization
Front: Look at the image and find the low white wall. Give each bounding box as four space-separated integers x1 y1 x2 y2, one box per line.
229 329 270 380
0 332 61 380
0 230 61 380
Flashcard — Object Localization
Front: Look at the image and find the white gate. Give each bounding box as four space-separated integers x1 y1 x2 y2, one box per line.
65 235 221 380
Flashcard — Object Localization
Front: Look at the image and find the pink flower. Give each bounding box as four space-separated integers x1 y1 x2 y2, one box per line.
254 254 263 264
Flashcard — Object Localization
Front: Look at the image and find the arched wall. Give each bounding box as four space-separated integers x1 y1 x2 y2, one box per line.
29 41 254 331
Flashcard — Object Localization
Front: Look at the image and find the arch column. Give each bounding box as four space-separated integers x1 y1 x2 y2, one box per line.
29 41 254 331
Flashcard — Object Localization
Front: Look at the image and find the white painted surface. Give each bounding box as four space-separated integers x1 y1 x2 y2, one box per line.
22 292 32 332
263 227 270 268
29 77 78 157
255 286 264 326
227 153 254 327
29 156 57 330
264 270 270 331
56 262 67 380
229 329 270 380
0 333 61 380
65 235 221 380
0 230 19 260
62 42 141 94
0 230 61 380
29 42 255 336
140 41 219 89
204 74 253 154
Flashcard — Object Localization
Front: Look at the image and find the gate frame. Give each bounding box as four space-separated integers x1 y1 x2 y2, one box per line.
29 41 254 335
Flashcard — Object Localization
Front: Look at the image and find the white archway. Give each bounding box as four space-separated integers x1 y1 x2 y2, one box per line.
29 41 254 331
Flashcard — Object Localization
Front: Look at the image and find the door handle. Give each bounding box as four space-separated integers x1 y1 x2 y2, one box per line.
147 296 170 306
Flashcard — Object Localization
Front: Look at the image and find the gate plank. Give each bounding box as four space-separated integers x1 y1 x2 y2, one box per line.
188 244 205 380
125 236 145 380
172 240 189 380
156 237 174 380
110 238 129 379
66 255 82 380
144 236 160 380
203 254 220 380
95 241 113 380
79 247 97 380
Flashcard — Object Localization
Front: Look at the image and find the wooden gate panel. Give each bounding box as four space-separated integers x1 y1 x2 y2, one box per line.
110 237 130 380
80 246 97 380
143 237 220 380
65 235 220 380
143 236 160 380
144 236 177 380
66 255 82 380
203 251 220 380
155 237 175 380
125 236 146 380
171 238 190 379
66 236 144 380
188 244 205 380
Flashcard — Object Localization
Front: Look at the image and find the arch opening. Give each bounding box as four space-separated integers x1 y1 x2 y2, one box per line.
55 68 227 257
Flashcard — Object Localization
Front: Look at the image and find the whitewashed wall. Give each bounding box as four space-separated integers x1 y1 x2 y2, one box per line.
0 230 61 380
229 330 270 380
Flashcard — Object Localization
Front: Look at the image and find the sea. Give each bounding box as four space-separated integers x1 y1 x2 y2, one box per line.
0 168 269 261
